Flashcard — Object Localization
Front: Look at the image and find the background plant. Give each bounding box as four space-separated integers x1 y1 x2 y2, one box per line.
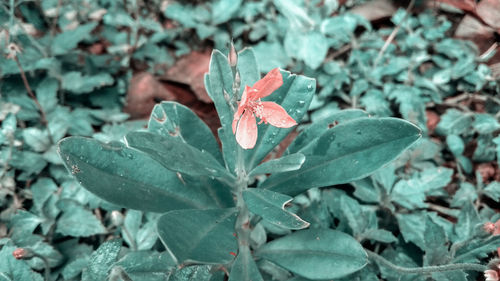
1 0 500 280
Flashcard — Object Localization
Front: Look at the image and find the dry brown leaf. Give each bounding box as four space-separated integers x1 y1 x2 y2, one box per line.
161 50 212 103
476 0 500 29
124 72 175 119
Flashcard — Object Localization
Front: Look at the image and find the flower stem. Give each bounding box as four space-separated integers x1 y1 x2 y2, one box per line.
234 146 251 254
366 249 487 274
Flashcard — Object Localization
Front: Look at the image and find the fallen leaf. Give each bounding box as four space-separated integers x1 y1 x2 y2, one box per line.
426 110 440 133
434 0 476 13
124 72 176 119
161 50 212 103
476 0 500 29
350 0 397 21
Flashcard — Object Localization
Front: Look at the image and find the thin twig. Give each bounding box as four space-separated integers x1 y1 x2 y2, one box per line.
12 54 54 144
373 0 416 67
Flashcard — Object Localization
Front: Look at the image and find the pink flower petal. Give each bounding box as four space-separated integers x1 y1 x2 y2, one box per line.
250 68 283 100
260 102 297 128
232 104 245 133
235 110 258 149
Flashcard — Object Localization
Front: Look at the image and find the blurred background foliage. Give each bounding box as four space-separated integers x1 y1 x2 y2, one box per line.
1 0 500 280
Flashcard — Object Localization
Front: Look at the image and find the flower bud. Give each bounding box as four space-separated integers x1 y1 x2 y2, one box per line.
484 222 496 234
12 248 34 260
229 42 237 68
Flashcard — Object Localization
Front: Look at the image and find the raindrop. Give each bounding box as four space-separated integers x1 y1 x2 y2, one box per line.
356 130 362 135
307 84 313 90
298 100 305 104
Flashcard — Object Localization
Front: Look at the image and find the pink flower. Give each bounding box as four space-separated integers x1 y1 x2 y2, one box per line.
485 269 499 281
232 68 297 149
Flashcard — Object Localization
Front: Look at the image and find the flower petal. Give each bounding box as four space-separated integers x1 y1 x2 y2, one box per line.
260 102 297 128
233 86 251 134
235 110 258 149
250 68 283 100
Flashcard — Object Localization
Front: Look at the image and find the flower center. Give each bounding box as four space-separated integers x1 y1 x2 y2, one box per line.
248 99 267 124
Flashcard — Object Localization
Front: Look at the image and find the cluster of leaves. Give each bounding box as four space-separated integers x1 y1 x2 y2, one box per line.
1 0 500 280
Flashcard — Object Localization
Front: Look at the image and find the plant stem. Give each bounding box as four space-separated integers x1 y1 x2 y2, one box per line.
32 252 51 281
373 0 415 67
234 146 251 254
366 249 487 274
12 54 54 144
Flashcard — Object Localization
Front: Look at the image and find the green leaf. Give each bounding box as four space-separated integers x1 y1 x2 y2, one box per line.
212 0 243 25
484 181 500 202
36 77 58 113
52 22 98 55
169 265 225 281
273 0 314 30
243 189 309 230
157 208 238 264
206 50 237 172
262 118 421 196
126 131 231 180
423 216 449 266
55 199 106 237
82 239 122 281
257 228 367 280
287 109 369 155
391 167 453 209
114 251 176 280
58 137 223 212
237 48 260 96
245 70 316 170
0 244 43 281
435 109 473 136
446 135 464 156
22 127 51 152
284 30 328 70
148 101 223 164
61 72 114 94
249 153 305 177
473 113 500 134
228 247 263 281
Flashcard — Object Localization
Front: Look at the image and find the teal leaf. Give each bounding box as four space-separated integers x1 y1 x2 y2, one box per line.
228 247 263 281
248 153 305 177
55 199 106 237
125 131 232 180
391 167 453 209
262 118 421 196
212 0 243 25
157 208 238 265
148 101 223 164
284 30 328 70
435 109 473 136
169 265 225 281
58 137 222 212
0 244 43 281
257 228 367 280
52 22 98 55
61 72 114 94
237 48 260 96
82 239 122 281
484 181 500 202
243 188 309 229
114 251 176 279
287 109 368 154
446 135 464 156
273 0 314 30
206 50 237 172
